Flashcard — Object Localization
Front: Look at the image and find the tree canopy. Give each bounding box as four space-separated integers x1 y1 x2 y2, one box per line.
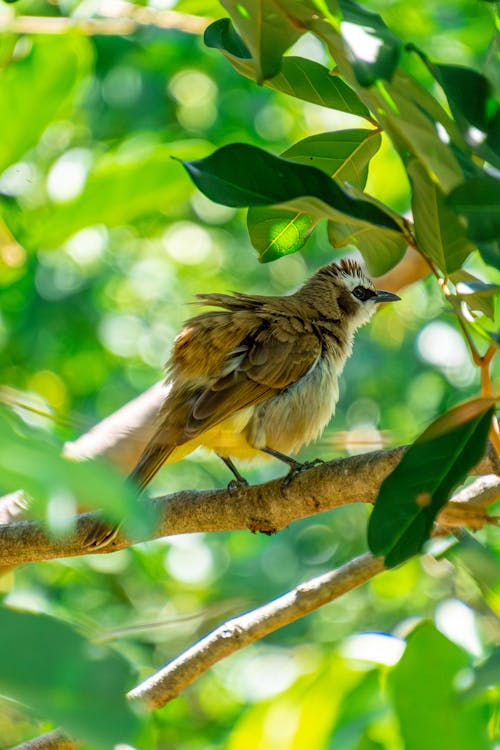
0 0 499 748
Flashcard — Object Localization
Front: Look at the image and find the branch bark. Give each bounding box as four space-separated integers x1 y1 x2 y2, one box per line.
9 730 80 750
1 446 498 568
127 552 385 709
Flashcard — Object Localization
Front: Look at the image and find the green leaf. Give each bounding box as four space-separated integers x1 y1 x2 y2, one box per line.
450 271 500 320
247 129 382 261
24 140 209 250
447 174 500 244
389 622 490 750
204 17 252 59
407 158 474 274
339 0 401 86
367 398 494 567
477 240 500 271
0 35 92 173
380 78 465 192
0 408 155 537
248 208 318 262
0 607 141 748
205 19 370 119
218 1 302 83
281 129 381 185
178 142 401 231
407 45 500 168
327 220 407 275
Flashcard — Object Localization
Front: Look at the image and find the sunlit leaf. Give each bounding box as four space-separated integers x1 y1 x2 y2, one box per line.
339 0 401 86
0 35 93 173
0 607 141 748
368 398 494 567
446 174 500 244
390 622 490 750
407 158 474 274
247 129 382 261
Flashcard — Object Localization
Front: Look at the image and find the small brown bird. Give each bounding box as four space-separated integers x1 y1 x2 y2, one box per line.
130 259 400 490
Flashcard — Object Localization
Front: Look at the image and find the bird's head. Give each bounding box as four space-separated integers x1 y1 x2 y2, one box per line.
304 258 401 330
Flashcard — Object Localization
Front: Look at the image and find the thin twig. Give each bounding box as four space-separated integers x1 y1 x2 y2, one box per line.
127 552 385 709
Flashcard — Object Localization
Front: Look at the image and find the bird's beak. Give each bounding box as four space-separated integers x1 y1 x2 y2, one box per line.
374 290 401 303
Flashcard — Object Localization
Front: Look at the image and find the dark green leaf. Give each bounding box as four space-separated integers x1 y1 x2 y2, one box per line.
204 18 251 59
477 240 500 271
339 0 401 86
389 622 490 750
248 129 382 261
178 143 401 231
368 398 494 567
0 607 141 748
407 158 474 273
219 1 302 83
447 174 500 243
0 35 92 173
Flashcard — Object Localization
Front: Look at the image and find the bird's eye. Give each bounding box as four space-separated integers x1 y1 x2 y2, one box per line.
352 286 376 302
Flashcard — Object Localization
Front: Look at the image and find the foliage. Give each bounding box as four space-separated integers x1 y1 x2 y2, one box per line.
0 0 499 747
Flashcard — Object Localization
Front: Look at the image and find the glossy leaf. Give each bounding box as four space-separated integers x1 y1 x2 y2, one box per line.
447 174 500 243
179 143 401 231
390 622 490 750
205 19 370 119
368 398 494 567
0 35 92 173
0 607 141 748
248 129 382 261
339 0 401 86
219 1 302 83
407 158 474 273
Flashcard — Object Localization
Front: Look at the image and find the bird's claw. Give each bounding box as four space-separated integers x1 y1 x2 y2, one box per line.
281 457 324 488
227 477 249 494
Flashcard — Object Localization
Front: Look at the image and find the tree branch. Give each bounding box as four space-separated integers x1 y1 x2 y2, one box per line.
9 729 80 750
127 552 385 709
1 446 498 568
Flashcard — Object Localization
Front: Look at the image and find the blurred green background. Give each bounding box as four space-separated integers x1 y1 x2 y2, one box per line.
0 0 499 747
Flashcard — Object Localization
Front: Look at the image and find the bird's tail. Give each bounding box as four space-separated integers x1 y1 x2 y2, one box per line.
128 441 174 493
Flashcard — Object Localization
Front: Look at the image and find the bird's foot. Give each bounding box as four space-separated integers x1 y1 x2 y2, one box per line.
227 477 249 494
281 457 325 488
83 521 122 551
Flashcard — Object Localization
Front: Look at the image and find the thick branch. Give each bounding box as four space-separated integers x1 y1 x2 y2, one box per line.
1 447 498 568
127 552 385 709
10 730 80 750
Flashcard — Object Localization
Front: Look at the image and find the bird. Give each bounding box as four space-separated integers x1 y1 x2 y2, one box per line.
130 258 400 491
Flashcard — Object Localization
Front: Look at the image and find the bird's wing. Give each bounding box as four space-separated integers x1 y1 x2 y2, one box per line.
182 326 322 440
130 323 321 490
